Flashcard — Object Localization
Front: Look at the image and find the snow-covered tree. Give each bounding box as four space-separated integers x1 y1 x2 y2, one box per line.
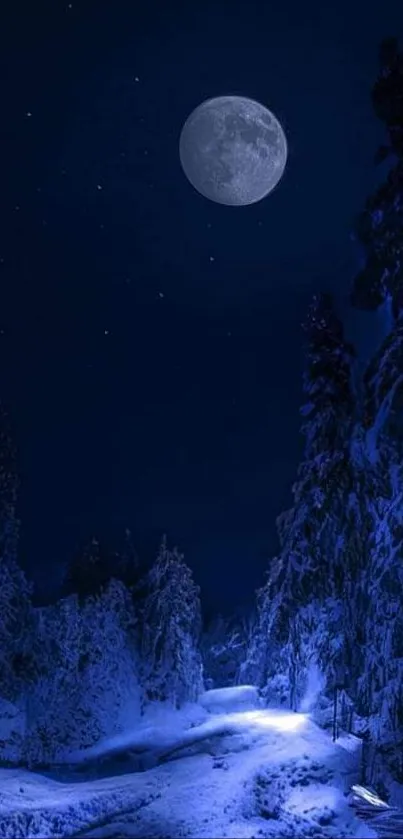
73 579 140 745
241 36 403 780
201 611 255 688
141 536 203 708
23 594 82 764
25 579 140 765
248 294 357 704
344 39 403 777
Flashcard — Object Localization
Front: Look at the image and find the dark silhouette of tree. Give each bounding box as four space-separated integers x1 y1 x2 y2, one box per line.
351 38 403 315
0 402 32 698
61 536 110 601
0 402 20 567
110 528 141 589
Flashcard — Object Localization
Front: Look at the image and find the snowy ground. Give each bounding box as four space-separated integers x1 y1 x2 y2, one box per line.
0 687 378 838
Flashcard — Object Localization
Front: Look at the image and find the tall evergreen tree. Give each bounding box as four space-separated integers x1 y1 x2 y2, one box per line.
243 37 403 785
346 38 403 773
276 292 355 606
244 294 356 706
141 535 203 708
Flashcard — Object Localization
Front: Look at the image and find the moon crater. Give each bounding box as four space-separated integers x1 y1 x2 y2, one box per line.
179 96 287 206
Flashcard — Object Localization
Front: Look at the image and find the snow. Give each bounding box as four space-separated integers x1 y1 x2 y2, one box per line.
0 687 377 838
199 685 260 712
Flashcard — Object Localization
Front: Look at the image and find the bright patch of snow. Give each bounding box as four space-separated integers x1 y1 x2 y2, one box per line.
199 684 260 713
239 709 307 732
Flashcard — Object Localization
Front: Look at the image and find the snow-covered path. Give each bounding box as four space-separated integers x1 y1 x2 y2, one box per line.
77 717 366 839
0 702 377 838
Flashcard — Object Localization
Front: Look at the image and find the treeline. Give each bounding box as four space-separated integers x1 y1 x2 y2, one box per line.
240 37 403 789
0 411 202 765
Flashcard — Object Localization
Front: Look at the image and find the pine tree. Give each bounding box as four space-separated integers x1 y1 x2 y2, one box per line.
346 39 403 773
277 292 356 606
141 536 203 708
244 294 357 707
243 38 403 782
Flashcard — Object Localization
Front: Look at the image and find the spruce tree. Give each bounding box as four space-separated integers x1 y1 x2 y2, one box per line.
246 294 356 706
141 536 203 707
347 38 403 770
277 292 355 606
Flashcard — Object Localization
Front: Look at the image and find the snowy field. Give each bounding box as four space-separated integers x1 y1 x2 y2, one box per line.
0 687 378 838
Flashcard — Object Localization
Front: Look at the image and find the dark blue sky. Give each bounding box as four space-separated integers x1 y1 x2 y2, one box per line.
1 0 401 614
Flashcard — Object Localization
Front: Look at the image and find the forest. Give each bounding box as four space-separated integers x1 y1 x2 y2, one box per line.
1 36 403 808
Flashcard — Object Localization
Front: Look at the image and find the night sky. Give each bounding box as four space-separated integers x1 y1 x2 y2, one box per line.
1 0 402 615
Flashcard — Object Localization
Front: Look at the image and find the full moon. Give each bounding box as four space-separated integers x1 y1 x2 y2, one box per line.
179 96 287 206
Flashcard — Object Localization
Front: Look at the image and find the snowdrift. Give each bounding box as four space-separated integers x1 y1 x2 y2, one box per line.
199 685 260 713
0 688 375 838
